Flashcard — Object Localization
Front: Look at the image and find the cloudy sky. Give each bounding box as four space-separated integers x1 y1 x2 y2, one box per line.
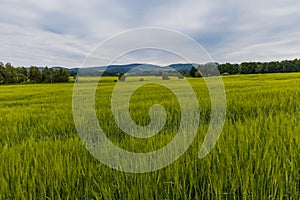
1 0 300 67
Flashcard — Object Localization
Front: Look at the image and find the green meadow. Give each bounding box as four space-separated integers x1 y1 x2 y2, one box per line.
0 73 300 199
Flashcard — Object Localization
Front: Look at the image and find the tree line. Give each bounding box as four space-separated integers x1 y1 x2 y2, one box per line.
1 58 299 84
217 59 300 75
0 62 69 84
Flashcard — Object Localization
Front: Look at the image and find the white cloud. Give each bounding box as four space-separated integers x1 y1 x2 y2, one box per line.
1 0 300 67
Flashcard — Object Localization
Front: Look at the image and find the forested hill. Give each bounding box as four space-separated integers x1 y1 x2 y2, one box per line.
72 59 300 76
74 59 300 77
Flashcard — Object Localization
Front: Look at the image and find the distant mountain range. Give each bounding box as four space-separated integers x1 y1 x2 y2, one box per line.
36 62 219 76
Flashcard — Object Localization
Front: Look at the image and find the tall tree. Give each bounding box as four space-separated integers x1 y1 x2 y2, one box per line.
16 67 28 83
5 63 17 83
0 62 6 84
42 66 51 83
118 72 126 82
29 66 42 83
54 68 69 83
189 66 198 77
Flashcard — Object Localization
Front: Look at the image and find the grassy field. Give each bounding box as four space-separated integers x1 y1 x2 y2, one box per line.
0 73 300 199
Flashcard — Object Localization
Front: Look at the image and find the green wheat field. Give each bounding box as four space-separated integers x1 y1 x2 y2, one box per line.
0 73 300 199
